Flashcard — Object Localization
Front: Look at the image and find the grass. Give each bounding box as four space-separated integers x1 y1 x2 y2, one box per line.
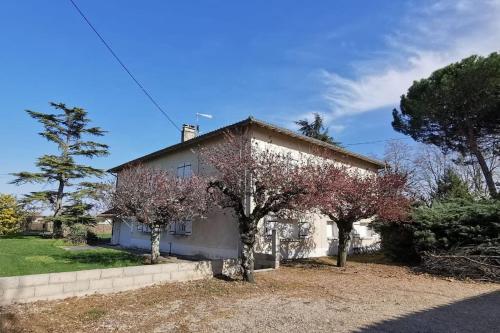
0 234 143 277
96 233 112 241
88 232 112 245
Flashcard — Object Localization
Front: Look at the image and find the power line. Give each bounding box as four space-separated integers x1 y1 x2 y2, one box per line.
343 137 412 146
68 0 181 132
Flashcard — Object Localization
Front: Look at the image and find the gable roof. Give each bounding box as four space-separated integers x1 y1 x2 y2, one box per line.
108 117 385 172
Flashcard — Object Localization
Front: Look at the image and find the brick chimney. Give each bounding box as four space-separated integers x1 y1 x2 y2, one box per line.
181 124 197 142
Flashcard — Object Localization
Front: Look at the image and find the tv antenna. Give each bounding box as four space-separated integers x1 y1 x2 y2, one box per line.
195 113 213 133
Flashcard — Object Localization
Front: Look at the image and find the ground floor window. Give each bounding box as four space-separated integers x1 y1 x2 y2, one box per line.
298 222 311 239
264 216 311 240
168 220 192 236
137 223 151 233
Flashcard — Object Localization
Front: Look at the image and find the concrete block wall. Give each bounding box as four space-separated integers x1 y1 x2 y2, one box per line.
0 260 214 306
254 253 279 269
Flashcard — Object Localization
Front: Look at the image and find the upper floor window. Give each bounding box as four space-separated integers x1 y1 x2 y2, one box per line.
177 163 192 178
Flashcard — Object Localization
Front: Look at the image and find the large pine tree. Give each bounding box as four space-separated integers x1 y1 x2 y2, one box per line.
11 103 109 236
295 113 340 146
392 53 500 198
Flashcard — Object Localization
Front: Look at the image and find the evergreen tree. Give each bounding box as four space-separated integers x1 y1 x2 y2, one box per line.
411 199 500 253
295 113 340 145
432 169 473 202
392 53 500 198
11 103 109 236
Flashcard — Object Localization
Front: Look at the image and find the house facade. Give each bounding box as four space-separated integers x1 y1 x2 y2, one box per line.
109 117 384 261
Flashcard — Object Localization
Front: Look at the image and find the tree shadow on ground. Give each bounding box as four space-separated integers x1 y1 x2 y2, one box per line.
0 234 33 240
51 251 143 266
355 290 500 333
282 253 403 269
0 312 22 333
213 274 241 282
348 253 407 266
281 256 338 269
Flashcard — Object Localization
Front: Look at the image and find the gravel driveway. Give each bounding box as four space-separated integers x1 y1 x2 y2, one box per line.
1 256 499 332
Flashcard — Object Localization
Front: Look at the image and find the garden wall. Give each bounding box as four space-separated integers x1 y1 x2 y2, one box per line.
0 260 225 306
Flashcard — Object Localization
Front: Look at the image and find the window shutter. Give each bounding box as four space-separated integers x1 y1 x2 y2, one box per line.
265 220 276 237
281 222 295 239
184 164 192 178
177 163 193 179
326 222 334 239
176 222 184 234
332 222 339 239
168 222 176 235
184 220 192 236
299 222 311 239
177 165 184 178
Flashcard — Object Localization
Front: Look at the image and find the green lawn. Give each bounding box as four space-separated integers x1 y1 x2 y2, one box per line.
0 235 143 277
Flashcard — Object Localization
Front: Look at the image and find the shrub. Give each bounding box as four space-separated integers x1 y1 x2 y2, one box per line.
66 223 88 244
373 221 419 263
374 199 500 263
411 199 500 253
86 229 99 244
0 194 23 235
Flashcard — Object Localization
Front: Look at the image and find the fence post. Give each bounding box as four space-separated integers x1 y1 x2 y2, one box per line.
271 229 280 269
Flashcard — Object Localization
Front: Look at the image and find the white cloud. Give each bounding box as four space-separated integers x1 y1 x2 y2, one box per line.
322 0 500 118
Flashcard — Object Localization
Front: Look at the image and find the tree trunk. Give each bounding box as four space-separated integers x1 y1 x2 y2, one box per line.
467 130 497 198
337 222 353 267
240 241 255 283
471 148 497 198
52 178 65 238
52 220 63 238
239 217 257 283
150 226 161 264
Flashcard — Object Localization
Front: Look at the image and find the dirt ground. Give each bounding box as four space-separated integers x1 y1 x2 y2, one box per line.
1 256 499 333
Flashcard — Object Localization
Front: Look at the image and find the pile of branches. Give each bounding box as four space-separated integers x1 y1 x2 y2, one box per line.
421 245 500 282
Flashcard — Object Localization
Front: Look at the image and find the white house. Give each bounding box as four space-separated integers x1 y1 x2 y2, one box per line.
108 117 384 262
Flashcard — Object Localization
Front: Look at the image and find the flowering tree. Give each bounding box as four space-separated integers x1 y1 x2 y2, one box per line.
0 194 25 235
201 130 312 282
312 164 410 267
111 165 209 264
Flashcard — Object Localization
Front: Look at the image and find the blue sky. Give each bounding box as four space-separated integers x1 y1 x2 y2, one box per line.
1 0 499 196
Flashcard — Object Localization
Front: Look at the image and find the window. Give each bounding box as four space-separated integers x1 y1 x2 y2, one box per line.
168 220 192 236
177 163 192 178
264 219 277 237
264 216 310 240
280 222 297 240
298 222 311 239
353 224 369 238
137 223 151 233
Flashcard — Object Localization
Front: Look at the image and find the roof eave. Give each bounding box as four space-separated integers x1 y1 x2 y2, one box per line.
248 118 386 169
108 117 385 172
